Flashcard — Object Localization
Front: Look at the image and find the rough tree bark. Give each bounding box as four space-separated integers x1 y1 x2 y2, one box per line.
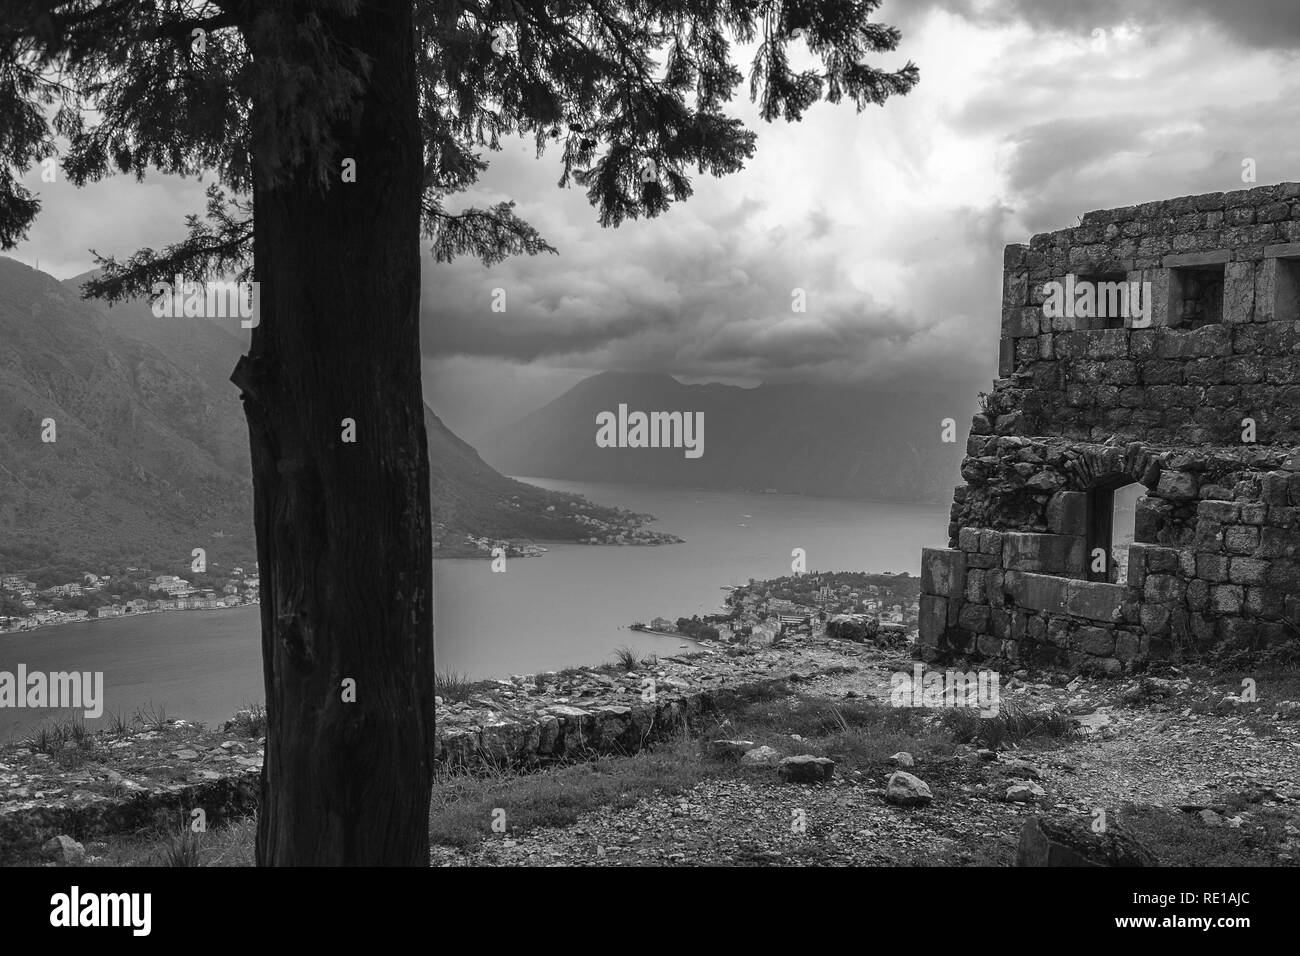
231 0 433 866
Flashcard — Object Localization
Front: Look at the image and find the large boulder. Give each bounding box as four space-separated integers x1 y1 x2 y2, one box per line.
1016 816 1157 867
778 755 835 783
710 739 756 760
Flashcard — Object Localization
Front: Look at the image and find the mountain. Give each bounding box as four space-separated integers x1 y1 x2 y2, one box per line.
477 371 972 503
425 403 677 555
0 258 255 570
0 258 671 569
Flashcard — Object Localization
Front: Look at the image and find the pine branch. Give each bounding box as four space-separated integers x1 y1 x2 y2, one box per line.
422 198 557 266
78 182 252 301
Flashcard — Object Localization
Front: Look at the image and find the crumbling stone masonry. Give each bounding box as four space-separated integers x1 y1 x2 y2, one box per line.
920 182 1300 672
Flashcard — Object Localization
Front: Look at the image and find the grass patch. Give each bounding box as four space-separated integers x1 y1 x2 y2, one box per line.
226 702 267 738
940 702 1076 750
612 645 639 672
431 732 713 848
25 718 96 754
23 718 103 768
159 827 205 867
1117 804 1295 866
434 670 476 703
133 701 170 732
701 695 957 772
22 817 259 868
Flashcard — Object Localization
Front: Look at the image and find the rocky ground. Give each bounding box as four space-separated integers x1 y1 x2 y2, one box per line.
431 638 1300 867
0 710 263 865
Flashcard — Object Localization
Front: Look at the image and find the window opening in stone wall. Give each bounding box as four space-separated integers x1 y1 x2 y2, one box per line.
1077 271 1130 330
1168 263 1225 328
1274 256 1300 320
1085 479 1140 584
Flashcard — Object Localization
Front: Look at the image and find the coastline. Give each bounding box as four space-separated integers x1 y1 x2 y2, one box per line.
0 600 259 639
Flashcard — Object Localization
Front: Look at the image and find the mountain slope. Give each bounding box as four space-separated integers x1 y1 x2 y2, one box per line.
425 402 676 553
0 258 255 569
0 258 672 569
477 371 972 503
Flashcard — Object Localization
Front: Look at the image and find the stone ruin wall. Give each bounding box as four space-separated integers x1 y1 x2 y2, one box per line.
920 182 1300 672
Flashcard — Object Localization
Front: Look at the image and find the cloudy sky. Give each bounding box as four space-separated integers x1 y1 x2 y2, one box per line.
10 0 1300 439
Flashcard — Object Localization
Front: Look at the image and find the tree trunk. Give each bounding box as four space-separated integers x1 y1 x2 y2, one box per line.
232 1 432 865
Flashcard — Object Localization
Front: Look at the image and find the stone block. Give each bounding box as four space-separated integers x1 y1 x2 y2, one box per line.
1144 546 1181 574
1046 491 1087 535
1228 557 1269 586
999 337 1016 377
1156 470 1199 500
1224 525 1260 555
958 603 991 633
919 595 947 649
1002 306 1040 338
1143 573 1186 604
1003 532 1086 574
1245 586 1284 619
1210 585 1244 614
1125 542 1152 589
1139 603 1171 637
920 548 967 598
1075 626 1115 656
1113 631 1141 661
1006 571 1070 614
1200 556 1234 591
1223 260 1256 323
1198 500 1241 523
1066 580 1127 623
1003 272 1030 309
1163 249 1232 267
985 569 1005 605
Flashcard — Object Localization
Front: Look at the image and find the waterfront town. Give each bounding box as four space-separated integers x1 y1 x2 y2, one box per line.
634 571 920 646
436 509 684 558
0 565 260 634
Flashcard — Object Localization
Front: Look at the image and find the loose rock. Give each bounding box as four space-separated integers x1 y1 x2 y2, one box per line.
885 771 933 807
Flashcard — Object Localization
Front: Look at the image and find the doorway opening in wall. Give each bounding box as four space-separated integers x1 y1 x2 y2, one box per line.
1085 480 1143 583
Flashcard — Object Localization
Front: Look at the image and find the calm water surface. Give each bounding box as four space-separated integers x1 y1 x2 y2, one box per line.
0 480 949 739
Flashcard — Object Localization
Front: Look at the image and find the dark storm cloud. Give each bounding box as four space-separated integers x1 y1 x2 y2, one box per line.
996 85 1300 235
14 1 1300 439
895 0 1300 50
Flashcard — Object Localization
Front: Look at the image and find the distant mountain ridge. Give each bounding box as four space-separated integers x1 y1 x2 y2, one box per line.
477 370 972 503
0 258 668 568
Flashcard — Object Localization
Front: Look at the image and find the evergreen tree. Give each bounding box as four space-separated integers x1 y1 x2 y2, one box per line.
0 0 915 865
